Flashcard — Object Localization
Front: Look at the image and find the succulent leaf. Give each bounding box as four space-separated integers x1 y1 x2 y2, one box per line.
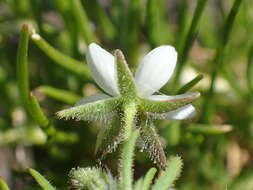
152 156 183 190
142 168 157 190
29 168 56 190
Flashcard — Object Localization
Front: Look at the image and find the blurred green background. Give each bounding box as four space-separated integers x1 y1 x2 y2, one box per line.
0 0 253 189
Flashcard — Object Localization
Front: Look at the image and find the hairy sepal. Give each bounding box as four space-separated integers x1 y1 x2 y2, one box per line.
138 118 167 169
56 97 121 122
115 49 137 98
95 116 124 159
140 92 200 113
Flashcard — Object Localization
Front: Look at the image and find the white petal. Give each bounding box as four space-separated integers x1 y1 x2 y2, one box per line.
86 43 119 96
148 104 196 120
148 92 200 101
75 93 111 106
135 45 177 97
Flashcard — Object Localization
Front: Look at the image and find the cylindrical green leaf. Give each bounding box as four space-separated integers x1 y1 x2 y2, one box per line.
152 156 182 190
177 74 203 94
0 178 10 190
187 124 232 135
29 168 57 190
142 168 157 190
17 24 30 107
71 0 97 44
247 45 253 93
17 24 49 127
31 33 91 79
36 86 81 104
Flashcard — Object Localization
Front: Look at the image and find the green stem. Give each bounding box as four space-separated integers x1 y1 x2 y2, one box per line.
123 102 137 140
17 24 30 108
175 0 188 49
71 0 97 44
92 0 116 41
202 0 243 123
146 0 170 48
17 24 49 127
173 0 208 89
123 0 142 66
247 44 253 94
119 130 139 190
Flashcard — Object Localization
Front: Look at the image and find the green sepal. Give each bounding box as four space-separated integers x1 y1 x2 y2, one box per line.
140 92 200 113
29 168 57 190
138 118 167 169
115 49 137 98
56 97 121 122
95 115 123 159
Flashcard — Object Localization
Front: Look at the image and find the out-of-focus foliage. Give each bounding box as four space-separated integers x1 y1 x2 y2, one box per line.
0 0 253 189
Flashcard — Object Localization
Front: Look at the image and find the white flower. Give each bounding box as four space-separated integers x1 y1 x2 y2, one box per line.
57 43 200 169
85 43 197 120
